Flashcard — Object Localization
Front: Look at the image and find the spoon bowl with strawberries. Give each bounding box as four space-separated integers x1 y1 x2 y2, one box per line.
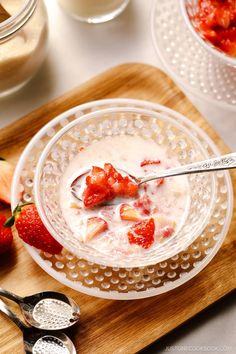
71 153 236 207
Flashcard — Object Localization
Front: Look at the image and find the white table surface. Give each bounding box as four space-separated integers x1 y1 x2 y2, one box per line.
0 1 235 353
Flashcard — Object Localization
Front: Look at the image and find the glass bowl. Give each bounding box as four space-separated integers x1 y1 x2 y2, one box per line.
34 106 216 268
180 0 236 68
57 0 130 24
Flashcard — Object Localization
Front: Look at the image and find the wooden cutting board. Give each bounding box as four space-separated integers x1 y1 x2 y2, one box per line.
0 63 235 354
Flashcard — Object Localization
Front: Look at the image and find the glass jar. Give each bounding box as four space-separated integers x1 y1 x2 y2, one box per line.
58 0 130 24
0 0 48 97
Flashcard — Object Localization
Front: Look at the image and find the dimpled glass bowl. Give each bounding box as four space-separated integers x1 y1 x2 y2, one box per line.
34 107 216 268
180 0 236 67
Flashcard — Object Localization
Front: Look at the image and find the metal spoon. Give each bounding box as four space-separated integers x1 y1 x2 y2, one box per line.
0 4 11 23
0 299 76 354
71 152 236 204
0 288 80 330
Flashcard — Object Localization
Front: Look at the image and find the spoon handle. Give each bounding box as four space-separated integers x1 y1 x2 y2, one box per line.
0 299 27 332
0 288 23 304
139 152 236 184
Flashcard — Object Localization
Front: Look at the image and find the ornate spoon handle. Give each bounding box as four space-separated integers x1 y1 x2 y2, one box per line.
138 152 236 184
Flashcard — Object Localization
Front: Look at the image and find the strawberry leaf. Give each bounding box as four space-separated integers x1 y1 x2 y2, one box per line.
4 215 15 228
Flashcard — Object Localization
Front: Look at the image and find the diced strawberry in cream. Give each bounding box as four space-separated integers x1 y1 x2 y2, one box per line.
120 204 141 222
85 217 108 240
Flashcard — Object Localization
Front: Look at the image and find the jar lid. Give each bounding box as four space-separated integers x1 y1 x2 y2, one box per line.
0 0 37 41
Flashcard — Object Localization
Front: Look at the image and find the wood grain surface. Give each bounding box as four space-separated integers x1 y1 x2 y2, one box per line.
0 63 235 354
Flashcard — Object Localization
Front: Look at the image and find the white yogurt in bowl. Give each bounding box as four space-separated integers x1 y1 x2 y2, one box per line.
60 135 190 255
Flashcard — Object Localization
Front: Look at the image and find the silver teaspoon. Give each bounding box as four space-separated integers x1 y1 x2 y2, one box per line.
0 299 76 354
0 288 80 330
71 152 236 204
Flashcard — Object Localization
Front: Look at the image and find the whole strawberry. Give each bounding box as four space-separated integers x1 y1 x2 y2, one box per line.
0 214 13 254
5 204 63 255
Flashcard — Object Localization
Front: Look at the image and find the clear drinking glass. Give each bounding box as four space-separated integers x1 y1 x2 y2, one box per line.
58 0 130 24
0 0 48 97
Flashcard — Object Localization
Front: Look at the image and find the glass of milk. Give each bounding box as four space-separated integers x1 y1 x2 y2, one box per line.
0 0 48 97
58 0 130 23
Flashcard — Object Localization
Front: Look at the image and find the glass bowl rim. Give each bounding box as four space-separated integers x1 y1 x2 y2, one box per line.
33 105 217 267
0 0 37 41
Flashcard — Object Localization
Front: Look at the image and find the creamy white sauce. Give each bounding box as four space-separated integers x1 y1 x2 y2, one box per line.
60 136 190 255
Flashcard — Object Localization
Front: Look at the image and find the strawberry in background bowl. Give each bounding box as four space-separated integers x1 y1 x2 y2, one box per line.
181 0 236 67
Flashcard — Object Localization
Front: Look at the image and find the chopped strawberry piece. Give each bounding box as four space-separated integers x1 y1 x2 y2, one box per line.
83 166 114 208
83 163 138 208
140 159 161 167
134 194 152 216
128 218 155 249
156 178 164 187
161 226 174 238
195 0 236 57
120 204 141 222
86 217 108 240
215 8 231 29
124 178 139 197
83 185 113 208
104 163 123 182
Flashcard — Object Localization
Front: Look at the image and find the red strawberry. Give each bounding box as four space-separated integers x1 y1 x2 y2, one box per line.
134 194 152 216
195 0 236 55
83 166 114 208
161 225 174 238
83 163 138 208
156 178 164 187
104 163 138 197
5 204 63 254
0 214 13 254
86 217 108 240
0 214 6 224
120 204 141 222
0 158 14 204
128 218 155 249
140 159 161 167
